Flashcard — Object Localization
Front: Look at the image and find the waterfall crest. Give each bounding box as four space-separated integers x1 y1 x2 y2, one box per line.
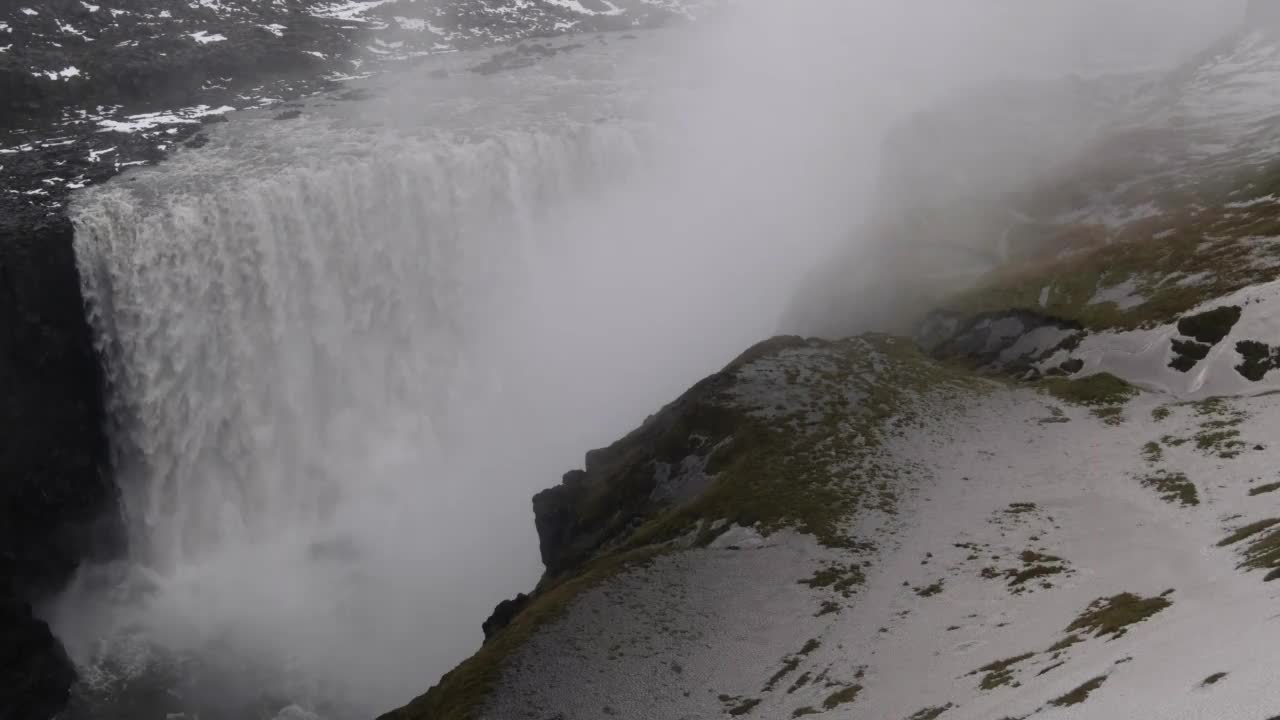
63 117 648 718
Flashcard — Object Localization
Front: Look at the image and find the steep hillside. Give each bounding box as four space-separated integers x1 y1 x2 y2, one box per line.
386 19 1280 720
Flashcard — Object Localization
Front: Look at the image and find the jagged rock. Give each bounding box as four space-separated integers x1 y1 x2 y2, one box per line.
0 213 118 719
921 309 1080 372
0 599 75 720
482 594 532 643
532 336 808 579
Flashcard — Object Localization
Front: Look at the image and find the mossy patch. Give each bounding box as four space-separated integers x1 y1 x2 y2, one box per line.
1249 481 1280 496
906 704 954 720
1142 441 1163 463
1007 564 1065 586
800 564 866 598
1222 519 1280 577
822 685 862 710
972 653 1034 690
1066 593 1171 639
1046 634 1082 653
915 580 945 597
727 697 761 716
627 335 990 554
1160 397 1250 459
936 200 1275 333
1218 518 1280 547
1044 372 1137 407
1139 470 1199 506
1048 675 1108 707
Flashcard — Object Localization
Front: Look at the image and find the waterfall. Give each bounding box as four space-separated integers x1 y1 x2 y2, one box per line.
61 117 650 718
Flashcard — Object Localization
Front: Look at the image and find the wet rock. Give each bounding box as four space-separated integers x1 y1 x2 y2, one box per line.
0 599 74 720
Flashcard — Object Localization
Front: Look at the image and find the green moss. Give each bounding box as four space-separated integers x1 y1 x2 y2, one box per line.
800 564 866 597
1152 406 1172 422
915 580 945 597
1195 429 1246 458
1218 518 1280 547
1007 564 1065 586
1020 550 1061 564
937 197 1275 333
787 672 813 694
906 704 955 720
1066 593 1172 639
973 653 1034 690
1044 373 1138 408
1049 675 1108 707
1232 522 1280 575
629 335 989 554
814 600 840 617
1139 471 1200 506
764 658 802 692
1046 634 1082 653
1142 441 1163 463
1249 481 1280 496
791 707 819 718
822 685 862 710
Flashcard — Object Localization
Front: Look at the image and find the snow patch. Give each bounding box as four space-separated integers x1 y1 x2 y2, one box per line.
189 31 228 44
1088 276 1146 310
96 105 235 133
34 67 83 81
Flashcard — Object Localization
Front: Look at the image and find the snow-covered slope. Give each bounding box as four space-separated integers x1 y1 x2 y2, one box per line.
390 334 1280 720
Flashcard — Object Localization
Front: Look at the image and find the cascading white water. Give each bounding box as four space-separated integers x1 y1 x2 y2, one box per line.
61 88 660 716
73 122 643 574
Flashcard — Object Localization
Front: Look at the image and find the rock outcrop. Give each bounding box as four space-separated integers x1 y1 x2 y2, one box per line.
0 211 117 719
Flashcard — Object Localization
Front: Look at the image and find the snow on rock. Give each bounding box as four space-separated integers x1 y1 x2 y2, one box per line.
188 30 227 44
96 104 235 132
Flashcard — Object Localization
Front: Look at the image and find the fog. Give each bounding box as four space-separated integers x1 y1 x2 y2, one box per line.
59 1 1246 718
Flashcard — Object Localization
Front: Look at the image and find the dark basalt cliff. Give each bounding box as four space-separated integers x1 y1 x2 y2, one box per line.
0 212 118 720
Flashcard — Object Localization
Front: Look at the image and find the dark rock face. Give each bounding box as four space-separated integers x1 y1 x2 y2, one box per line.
0 212 118 720
531 336 808 580
481 593 531 643
1168 305 1242 373
919 309 1081 372
0 599 76 720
